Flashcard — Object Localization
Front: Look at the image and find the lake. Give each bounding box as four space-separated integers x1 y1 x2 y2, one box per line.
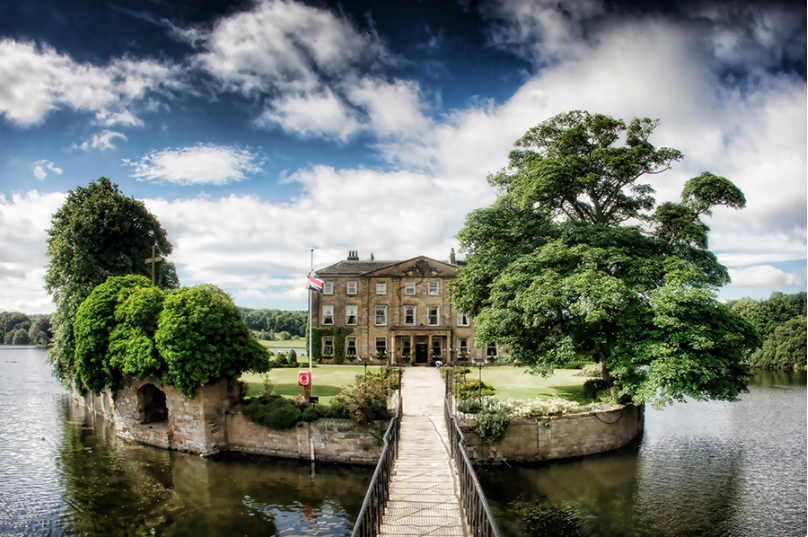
0 347 372 537
478 369 807 537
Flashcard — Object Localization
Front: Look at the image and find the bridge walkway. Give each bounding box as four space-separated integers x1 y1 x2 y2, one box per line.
378 366 468 537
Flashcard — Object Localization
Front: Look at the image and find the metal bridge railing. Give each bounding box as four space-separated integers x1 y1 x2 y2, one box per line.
444 368 502 537
351 370 403 537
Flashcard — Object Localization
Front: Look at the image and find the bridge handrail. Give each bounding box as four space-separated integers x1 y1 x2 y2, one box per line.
350 370 403 537
444 369 502 537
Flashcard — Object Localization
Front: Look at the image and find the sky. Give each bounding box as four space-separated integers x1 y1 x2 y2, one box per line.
0 0 805 314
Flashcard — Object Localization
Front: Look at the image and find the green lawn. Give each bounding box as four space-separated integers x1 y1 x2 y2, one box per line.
462 367 593 404
258 339 306 349
240 365 370 404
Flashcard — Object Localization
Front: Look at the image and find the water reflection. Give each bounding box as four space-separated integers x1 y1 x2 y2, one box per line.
0 348 372 537
479 370 807 537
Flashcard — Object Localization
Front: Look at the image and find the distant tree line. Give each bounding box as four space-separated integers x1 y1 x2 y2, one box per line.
239 308 307 339
0 312 52 347
728 292 806 370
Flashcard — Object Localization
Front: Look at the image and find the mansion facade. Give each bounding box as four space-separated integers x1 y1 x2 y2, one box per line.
311 250 496 365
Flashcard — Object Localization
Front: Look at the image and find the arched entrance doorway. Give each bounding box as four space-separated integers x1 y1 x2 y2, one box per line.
138 384 168 424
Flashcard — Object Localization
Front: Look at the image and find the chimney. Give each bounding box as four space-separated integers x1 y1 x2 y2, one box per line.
347 250 359 260
370 252 375 261
449 248 456 265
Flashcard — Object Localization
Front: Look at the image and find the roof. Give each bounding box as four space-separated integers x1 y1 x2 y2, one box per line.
316 259 402 276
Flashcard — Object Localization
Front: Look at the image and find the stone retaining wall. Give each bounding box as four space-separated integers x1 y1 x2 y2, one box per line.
459 404 644 464
72 376 384 464
226 413 383 464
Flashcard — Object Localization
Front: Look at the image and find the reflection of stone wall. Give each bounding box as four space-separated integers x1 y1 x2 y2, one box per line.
226 414 383 464
459 405 644 464
72 376 384 463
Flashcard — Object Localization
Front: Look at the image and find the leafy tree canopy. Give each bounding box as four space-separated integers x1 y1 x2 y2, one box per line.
452 110 760 408
728 292 807 370
73 277 269 398
45 178 179 385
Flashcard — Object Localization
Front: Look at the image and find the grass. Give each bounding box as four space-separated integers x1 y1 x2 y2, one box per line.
240 365 371 405
258 339 306 349
460 367 593 405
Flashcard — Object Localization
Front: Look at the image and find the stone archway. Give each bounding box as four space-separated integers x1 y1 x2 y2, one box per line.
138 384 168 424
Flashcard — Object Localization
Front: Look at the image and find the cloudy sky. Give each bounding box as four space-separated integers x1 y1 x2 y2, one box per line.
0 0 805 314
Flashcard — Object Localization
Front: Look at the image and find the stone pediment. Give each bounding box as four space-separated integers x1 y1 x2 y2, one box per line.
366 256 458 278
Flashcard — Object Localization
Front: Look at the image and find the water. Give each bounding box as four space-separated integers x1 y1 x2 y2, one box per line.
0 347 372 536
478 369 807 537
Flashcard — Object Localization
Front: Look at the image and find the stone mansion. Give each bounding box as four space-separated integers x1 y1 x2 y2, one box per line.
311 250 497 365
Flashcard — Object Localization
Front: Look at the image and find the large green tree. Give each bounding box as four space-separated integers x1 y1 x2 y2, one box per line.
452 111 760 408
45 178 178 386
73 276 269 397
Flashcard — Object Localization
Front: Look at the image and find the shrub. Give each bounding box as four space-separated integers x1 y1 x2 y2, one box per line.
499 396 580 418
581 363 603 378
474 409 510 444
457 399 483 414
452 380 495 399
330 377 390 424
242 394 302 429
278 331 291 340
583 379 609 399
275 352 287 365
288 349 298 364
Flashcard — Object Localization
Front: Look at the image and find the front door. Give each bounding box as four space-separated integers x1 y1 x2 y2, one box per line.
415 343 428 364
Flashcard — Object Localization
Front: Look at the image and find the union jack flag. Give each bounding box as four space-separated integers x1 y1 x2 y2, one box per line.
306 271 325 292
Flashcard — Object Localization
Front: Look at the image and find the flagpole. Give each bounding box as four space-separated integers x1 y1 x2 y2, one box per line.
309 249 314 381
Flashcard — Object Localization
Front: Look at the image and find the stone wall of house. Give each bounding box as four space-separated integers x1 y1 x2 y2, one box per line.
225 413 384 465
458 405 644 464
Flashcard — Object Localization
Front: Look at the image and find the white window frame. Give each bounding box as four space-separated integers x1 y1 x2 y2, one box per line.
323 281 333 295
458 338 469 354
346 305 358 326
347 281 357 295
427 306 439 326
376 281 387 295
375 337 387 358
322 305 334 325
375 305 387 326
323 337 334 358
487 344 498 358
428 281 439 295
346 337 357 358
404 281 415 295
404 306 416 326
457 313 470 326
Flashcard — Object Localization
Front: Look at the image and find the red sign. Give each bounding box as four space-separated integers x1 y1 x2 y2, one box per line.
298 371 311 387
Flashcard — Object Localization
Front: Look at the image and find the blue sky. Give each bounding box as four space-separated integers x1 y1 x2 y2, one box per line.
0 0 805 313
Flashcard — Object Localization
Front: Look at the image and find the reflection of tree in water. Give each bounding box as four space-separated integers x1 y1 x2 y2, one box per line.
56 401 371 536
478 437 647 537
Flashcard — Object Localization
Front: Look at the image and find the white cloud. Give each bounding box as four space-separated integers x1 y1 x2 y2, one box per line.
255 88 362 141
124 144 264 185
0 38 181 126
0 190 66 313
189 0 389 96
73 130 128 151
184 0 432 142
32 160 63 181
727 265 805 288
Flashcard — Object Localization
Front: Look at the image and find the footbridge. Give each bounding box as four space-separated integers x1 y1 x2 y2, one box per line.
352 367 500 537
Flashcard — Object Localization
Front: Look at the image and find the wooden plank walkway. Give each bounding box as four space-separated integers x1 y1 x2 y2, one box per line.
379 367 468 537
